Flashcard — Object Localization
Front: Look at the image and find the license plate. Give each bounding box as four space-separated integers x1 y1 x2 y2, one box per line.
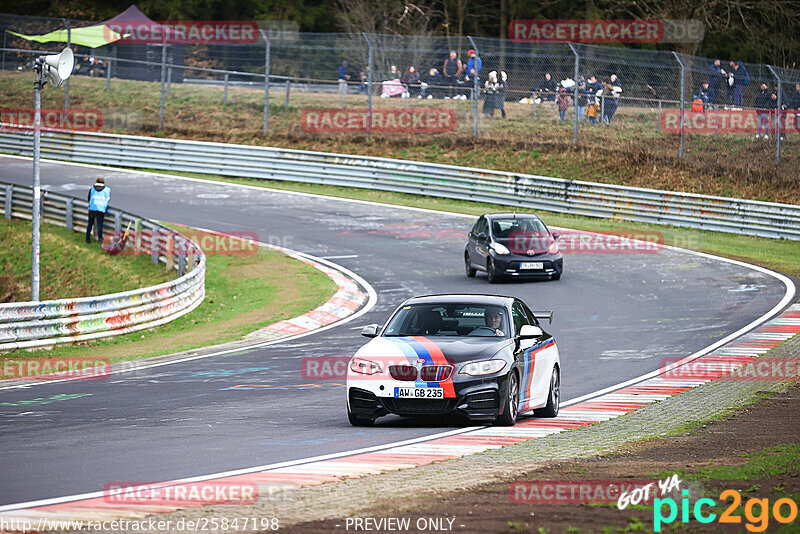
394 387 444 399
520 262 544 270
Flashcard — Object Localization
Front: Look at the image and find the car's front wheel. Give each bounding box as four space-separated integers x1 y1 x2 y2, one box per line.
465 252 476 278
534 367 560 418
495 371 519 426
487 258 500 284
347 404 374 426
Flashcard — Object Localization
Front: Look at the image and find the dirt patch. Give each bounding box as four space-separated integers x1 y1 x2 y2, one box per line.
287 383 800 533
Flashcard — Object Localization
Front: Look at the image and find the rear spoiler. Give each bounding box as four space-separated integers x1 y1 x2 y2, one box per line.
532 311 553 324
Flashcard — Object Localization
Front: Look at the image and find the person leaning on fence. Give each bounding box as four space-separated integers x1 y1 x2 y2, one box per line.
707 59 727 107
464 49 482 98
576 81 588 121
338 60 350 94
754 83 773 140
497 71 508 118
424 67 443 99
86 177 110 244
403 66 421 98
724 71 735 109
538 73 558 102
442 51 463 99
483 71 500 117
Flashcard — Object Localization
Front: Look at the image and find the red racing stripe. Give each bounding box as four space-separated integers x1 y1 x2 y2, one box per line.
413 336 456 398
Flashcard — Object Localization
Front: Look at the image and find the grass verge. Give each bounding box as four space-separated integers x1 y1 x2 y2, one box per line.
1 224 338 368
142 169 800 278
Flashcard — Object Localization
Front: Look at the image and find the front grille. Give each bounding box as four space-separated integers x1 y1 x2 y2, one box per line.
466 391 499 410
420 365 453 381
389 365 418 381
382 398 457 414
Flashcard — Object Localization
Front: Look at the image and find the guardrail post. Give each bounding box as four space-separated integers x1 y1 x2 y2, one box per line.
260 29 270 136
468 36 479 142
167 66 172 96
114 211 121 233
285 77 290 109
178 249 186 275
135 218 142 254
4 185 11 219
223 73 229 104
151 230 159 264
568 42 579 147
65 198 73 231
766 65 782 174
671 51 685 160
166 235 174 271
187 251 194 272
105 59 111 91
158 41 167 131
363 32 373 141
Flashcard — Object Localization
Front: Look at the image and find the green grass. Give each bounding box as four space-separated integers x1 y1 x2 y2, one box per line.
142 169 800 277
2 224 337 369
1 218 171 302
691 443 800 481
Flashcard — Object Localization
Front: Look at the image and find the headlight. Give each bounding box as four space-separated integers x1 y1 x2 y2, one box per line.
459 360 507 376
548 240 559 254
349 357 382 375
491 242 510 255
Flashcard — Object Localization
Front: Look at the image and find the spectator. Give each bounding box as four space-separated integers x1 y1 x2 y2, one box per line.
731 60 749 110
338 60 350 94
724 71 735 109
586 97 599 124
483 70 500 116
357 67 369 94
442 50 463 99
787 83 800 136
86 177 110 244
754 82 772 139
576 81 587 121
586 75 602 102
403 66 421 98
424 67 443 99
497 71 508 119
538 72 558 102
707 59 726 107
600 74 622 124
770 91 784 140
556 87 571 122
693 82 713 112
464 49 482 84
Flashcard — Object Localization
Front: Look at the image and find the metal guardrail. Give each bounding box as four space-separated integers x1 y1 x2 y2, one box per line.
0 127 798 240
0 181 206 350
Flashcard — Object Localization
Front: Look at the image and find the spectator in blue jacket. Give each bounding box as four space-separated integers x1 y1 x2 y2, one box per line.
538 73 558 102
693 82 714 111
464 49 482 84
731 60 749 109
754 83 773 139
707 59 726 106
403 66 421 97
86 177 110 244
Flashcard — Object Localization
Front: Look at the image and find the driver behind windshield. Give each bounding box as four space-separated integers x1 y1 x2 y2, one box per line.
485 308 505 337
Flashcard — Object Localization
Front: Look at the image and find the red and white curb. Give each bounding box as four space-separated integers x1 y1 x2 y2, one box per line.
1 304 797 525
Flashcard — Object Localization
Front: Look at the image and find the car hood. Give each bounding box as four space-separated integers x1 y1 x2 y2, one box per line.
355 336 511 365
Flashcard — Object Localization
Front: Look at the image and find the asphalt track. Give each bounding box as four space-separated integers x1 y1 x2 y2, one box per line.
0 155 791 507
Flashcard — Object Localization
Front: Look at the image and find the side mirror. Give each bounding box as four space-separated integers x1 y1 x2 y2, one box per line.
477 232 487 241
552 232 560 240
361 324 380 338
518 324 543 339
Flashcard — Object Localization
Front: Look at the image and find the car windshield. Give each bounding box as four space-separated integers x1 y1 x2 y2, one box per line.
383 304 510 338
490 217 548 239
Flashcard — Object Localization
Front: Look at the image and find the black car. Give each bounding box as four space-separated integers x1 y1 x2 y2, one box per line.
346 294 561 426
465 213 563 282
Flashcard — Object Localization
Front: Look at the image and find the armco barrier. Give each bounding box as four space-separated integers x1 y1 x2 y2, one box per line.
0 181 205 351
0 127 798 240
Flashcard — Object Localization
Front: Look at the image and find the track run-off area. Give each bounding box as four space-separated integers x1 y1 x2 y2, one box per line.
0 154 794 510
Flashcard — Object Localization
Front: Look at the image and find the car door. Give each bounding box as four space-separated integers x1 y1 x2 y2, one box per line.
467 217 482 267
474 217 490 266
520 300 559 411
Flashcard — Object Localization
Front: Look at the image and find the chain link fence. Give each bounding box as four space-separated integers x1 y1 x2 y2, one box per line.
1 13 798 181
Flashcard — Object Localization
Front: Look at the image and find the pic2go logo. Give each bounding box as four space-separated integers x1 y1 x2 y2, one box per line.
654 490 799 532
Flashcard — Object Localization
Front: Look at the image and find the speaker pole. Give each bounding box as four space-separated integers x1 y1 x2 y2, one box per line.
31 59 45 301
